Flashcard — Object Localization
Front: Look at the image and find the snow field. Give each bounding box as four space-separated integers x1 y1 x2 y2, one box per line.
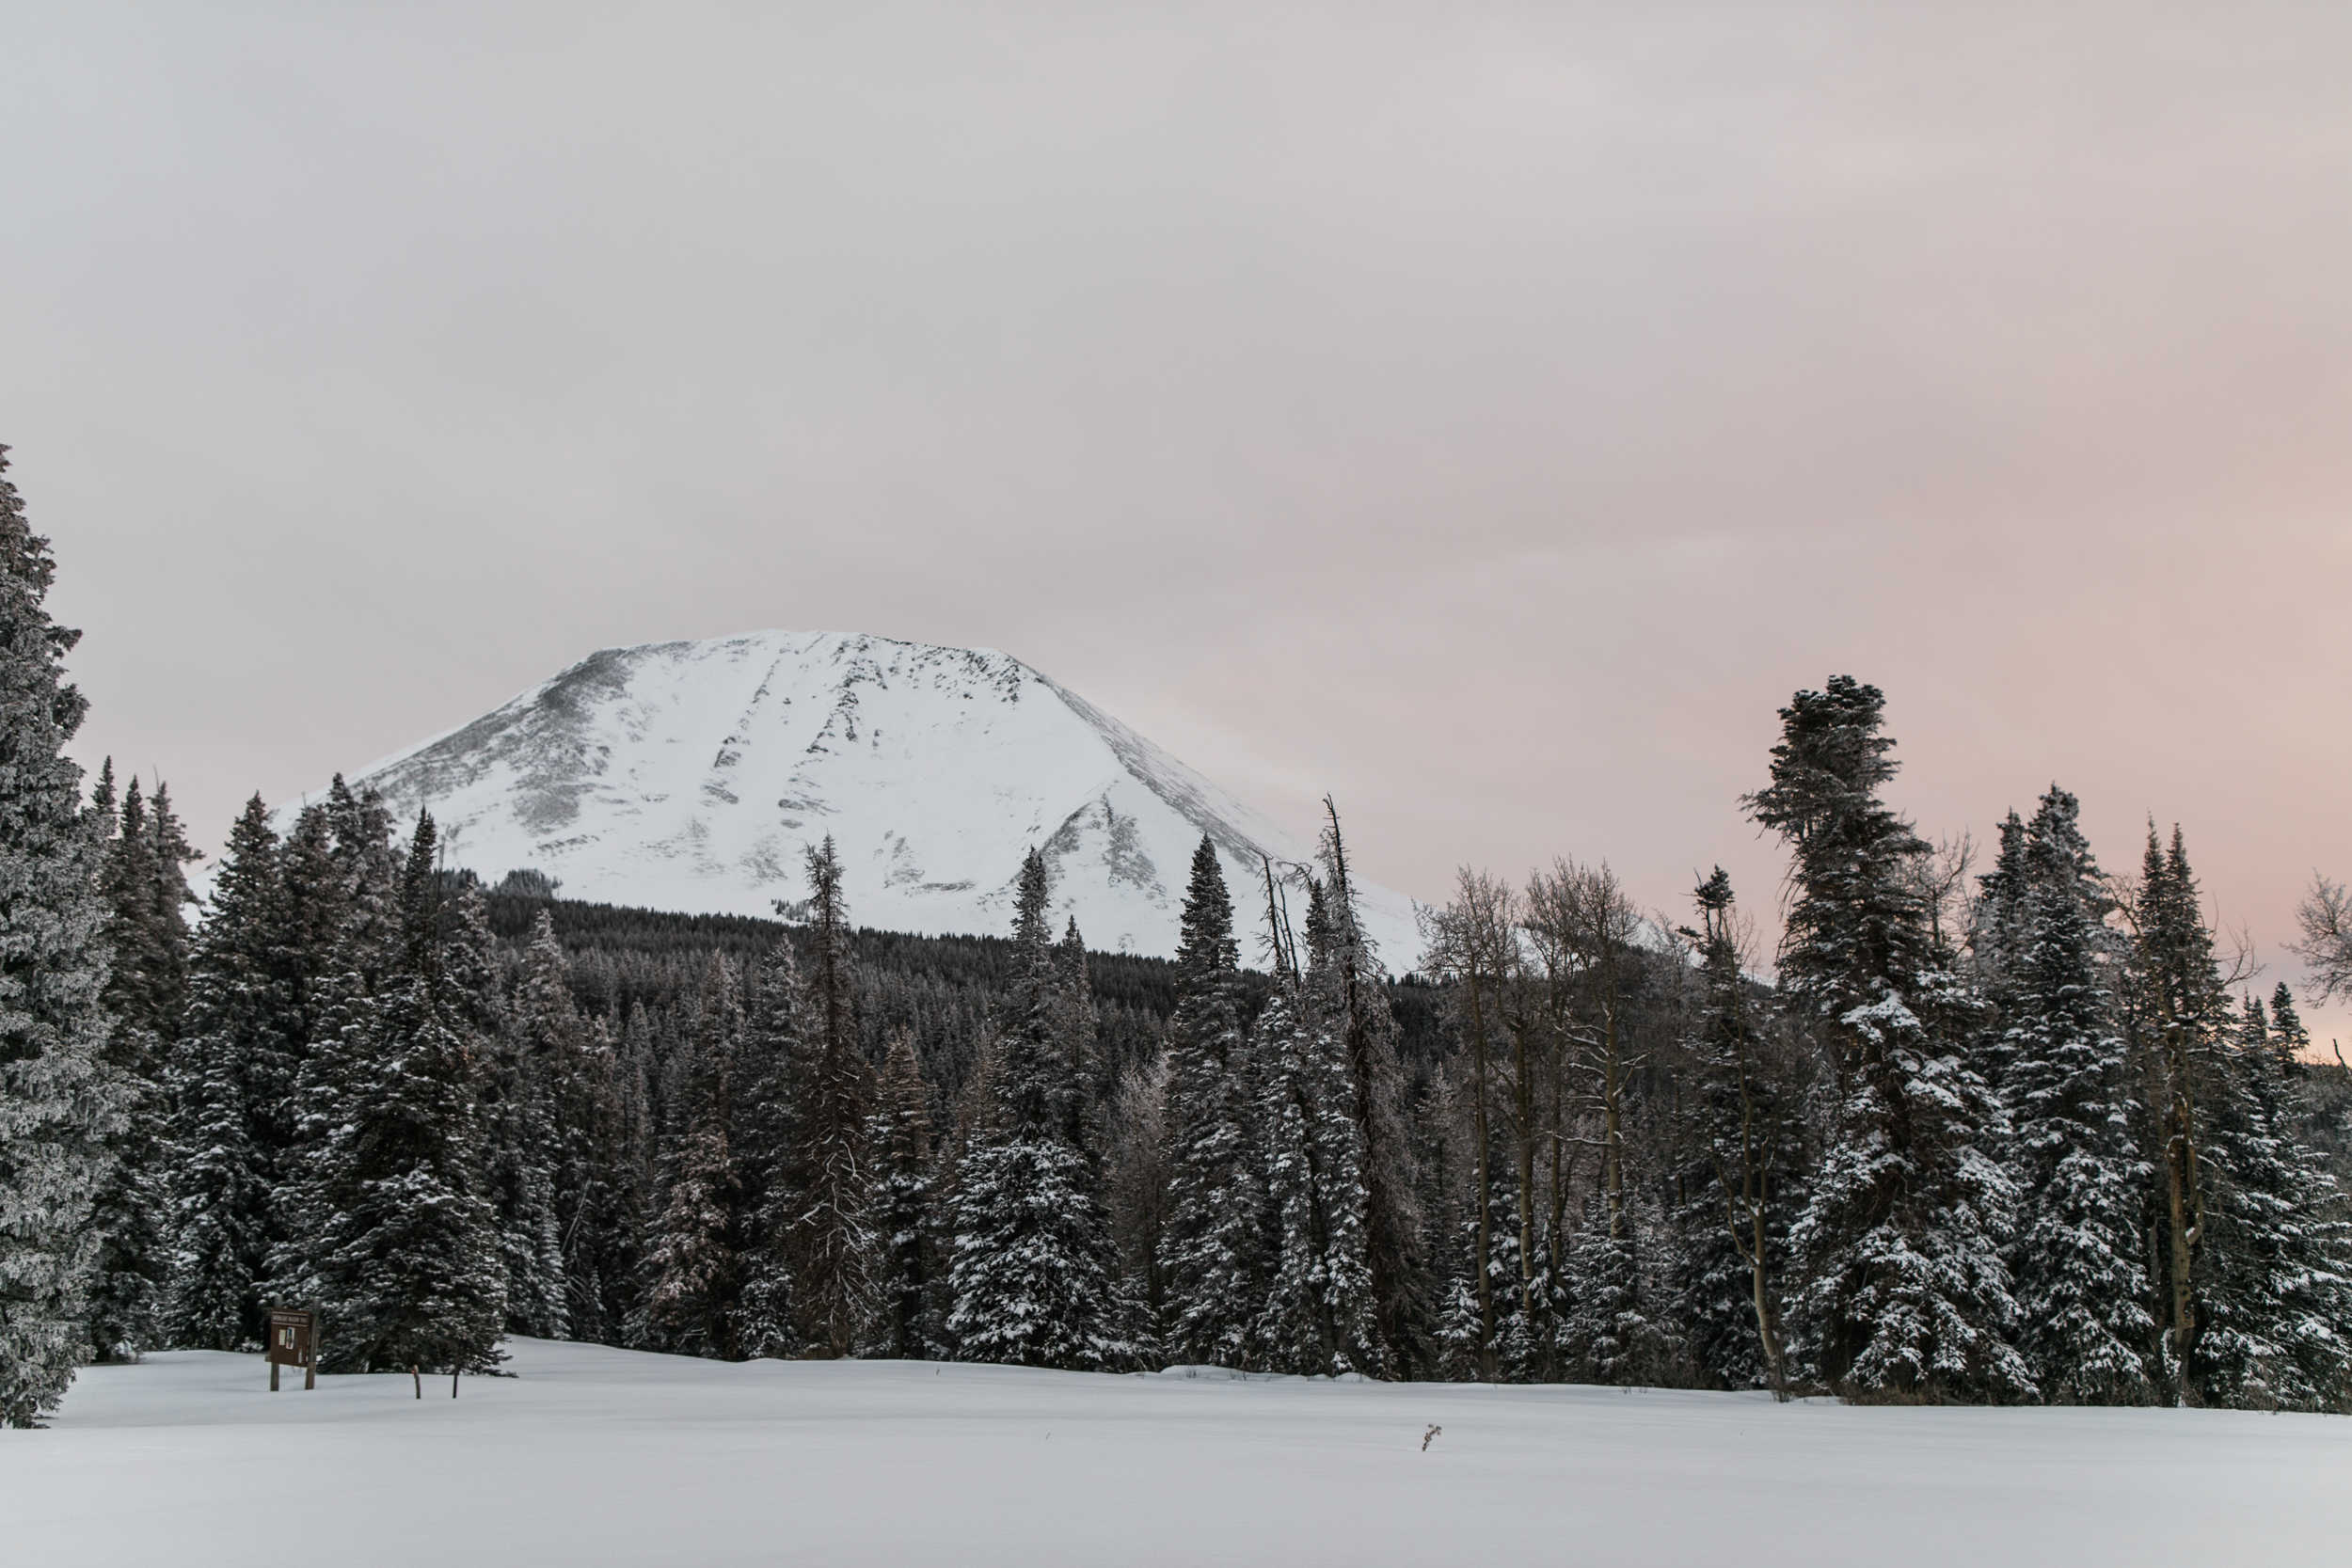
7 1338 2345 1567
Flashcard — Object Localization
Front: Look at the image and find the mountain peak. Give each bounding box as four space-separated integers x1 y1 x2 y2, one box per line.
287 631 1423 965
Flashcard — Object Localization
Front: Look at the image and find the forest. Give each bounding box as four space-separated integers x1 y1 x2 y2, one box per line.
7 447 2352 1426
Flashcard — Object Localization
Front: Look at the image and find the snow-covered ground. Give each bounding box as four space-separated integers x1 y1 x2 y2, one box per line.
7 1339 2344 1567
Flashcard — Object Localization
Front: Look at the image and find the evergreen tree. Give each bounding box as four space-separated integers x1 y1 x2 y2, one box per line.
2125 824 2238 1402
1311 802 1422 1375
1746 677 2029 1401
2193 991 2352 1410
946 849 1135 1370
508 911 621 1341
1251 868 1379 1376
868 1028 937 1358
644 958 747 1358
163 796 285 1350
1669 869 1801 1396
285 815 506 1373
733 939 801 1358
0 446 118 1425
1997 787 2154 1403
471 893 566 1340
1160 838 1265 1367
1561 1200 1677 1386
86 769 196 1358
779 837 874 1358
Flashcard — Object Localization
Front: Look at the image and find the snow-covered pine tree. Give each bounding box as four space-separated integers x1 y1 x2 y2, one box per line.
868 1028 936 1358
2192 990 2352 1410
1054 917 1102 1160
2123 824 2237 1403
1160 837 1266 1368
468 885 567 1340
946 848 1135 1370
780 837 875 1358
86 770 196 1359
644 958 748 1359
1311 801 1422 1376
1252 866 1380 1377
507 911 623 1341
292 815 506 1373
733 938 800 1358
1746 676 2029 1402
1561 1197 1677 1386
1669 869 1801 1397
0 447 117 1425
1995 787 2155 1404
162 795 286 1350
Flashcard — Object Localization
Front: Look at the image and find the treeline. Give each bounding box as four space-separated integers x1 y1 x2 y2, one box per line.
5 443 2351 1423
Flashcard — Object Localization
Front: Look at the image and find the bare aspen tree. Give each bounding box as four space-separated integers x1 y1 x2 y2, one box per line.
1422 870 1518 1379
1531 860 1643 1241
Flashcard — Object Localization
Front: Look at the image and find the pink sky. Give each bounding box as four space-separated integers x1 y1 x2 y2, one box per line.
7 5 2348 1037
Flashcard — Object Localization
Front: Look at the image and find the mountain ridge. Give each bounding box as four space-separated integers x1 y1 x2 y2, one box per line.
274 631 1425 966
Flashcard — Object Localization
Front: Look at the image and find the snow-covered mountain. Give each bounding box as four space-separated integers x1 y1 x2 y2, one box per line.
282 632 1424 967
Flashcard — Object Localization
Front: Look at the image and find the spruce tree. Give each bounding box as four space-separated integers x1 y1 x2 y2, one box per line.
2125 824 2237 1402
508 911 620 1341
287 815 506 1373
644 958 748 1358
946 849 1134 1370
0 447 118 1424
2194 991 2352 1409
734 939 801 1358
780 837 874 1358
1160 837 1265 1367
164 796 285 1350
86 770 195 1359
1251 868 1379 1376
1669 869 1802 1396
868 1029 937 1358
1746 677 2029 1401
1311 803 1421 1375
469 889 566 1340
1996 787 2154 1403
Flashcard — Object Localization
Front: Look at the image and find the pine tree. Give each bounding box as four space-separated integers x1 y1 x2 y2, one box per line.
1561 1199 1677 1386
1997 787 2154 1404
163 796 285 1350
644 958 747 1358
0 446 118 1425
86 769 196 1359
2193 991 2352 1410
1669 869 1802 1397
286 815 506 1373
733 940 800 1358
946 849 1135 1370
1160 837 1265 1367
2124 824 2237 1402
780 837 874 1358
508 911 621 1341
1311 802 1422 1375
1252 865 1379 1376
470 891 566 1340
1746 677 2029 1401
868 1029 937 1358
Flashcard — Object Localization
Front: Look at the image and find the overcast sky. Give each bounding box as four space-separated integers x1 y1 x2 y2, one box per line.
4 3 2348 1031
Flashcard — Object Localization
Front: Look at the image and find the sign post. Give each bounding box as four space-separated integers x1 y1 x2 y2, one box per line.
267 1307 318 1391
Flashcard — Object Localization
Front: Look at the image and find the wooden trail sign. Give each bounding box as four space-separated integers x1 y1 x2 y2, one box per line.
268 1307 318 1391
